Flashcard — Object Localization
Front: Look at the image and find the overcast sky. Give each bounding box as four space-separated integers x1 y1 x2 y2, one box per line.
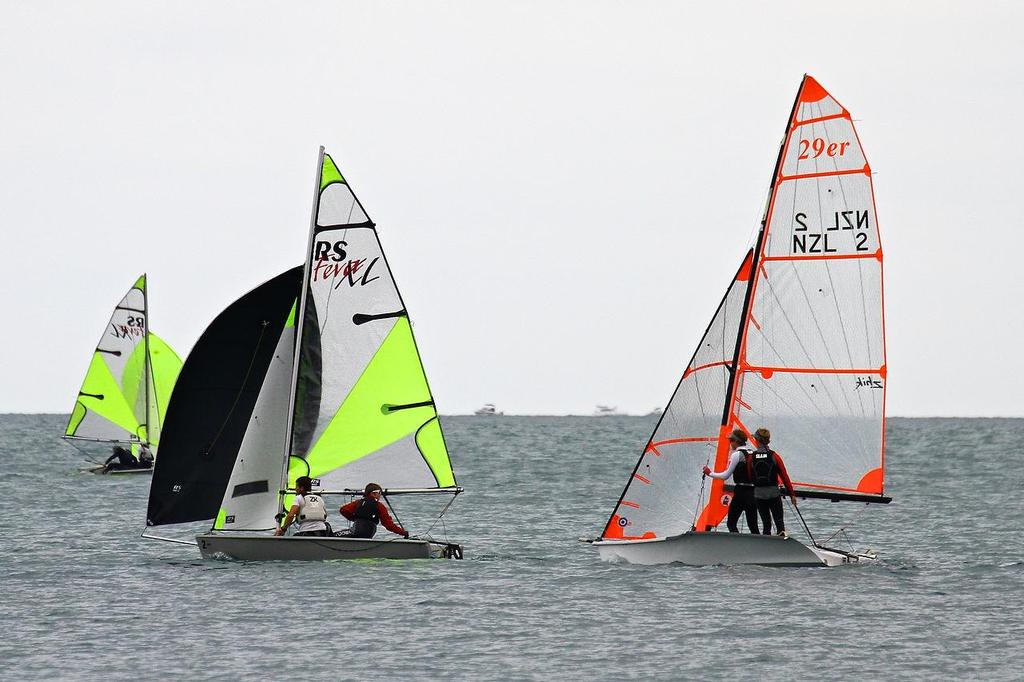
2 1 1021 416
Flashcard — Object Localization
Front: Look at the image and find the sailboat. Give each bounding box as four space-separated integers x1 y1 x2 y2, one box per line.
592 75 889 567
64 275 183 474
145 148 463 561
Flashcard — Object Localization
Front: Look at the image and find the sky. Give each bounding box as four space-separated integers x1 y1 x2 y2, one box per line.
2 1 1022 416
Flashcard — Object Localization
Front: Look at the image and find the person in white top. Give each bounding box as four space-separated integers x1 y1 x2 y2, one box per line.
702 429 759 534
275 476 330 537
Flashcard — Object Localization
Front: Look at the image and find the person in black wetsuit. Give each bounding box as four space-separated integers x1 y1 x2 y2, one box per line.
336 483 409 539
702 429 759 533
102 445 140 473
750 428 798 536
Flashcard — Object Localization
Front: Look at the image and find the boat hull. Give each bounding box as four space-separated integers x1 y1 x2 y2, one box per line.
196 534 463 561
85 465 153 475
593 531 869 567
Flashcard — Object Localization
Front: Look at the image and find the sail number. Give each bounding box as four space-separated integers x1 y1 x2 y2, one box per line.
798 138 850 160
792 210 871 254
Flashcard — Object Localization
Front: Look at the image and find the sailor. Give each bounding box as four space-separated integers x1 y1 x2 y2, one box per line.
702 429 759 533
274 476 330 537
336 483 410 539
749 428 798 536
138 444 154 468
102 445 139 473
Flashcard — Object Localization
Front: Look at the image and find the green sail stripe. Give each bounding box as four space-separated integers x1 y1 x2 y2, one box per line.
66 401 88 436
66 352 141 437
293 317 454 485
148 332 183 445
122 341 148 440
320 154 346 190
416 417 455 487
133 274 146 291
284 300 297 329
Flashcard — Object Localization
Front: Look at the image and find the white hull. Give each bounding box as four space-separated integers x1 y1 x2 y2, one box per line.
594 531 873 567
196 533 463 561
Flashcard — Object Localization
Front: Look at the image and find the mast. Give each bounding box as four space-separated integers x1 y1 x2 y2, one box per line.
142 273 151 446
280 146 325 494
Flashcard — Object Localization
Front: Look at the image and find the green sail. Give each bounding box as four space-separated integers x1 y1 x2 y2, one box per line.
64 276 184 447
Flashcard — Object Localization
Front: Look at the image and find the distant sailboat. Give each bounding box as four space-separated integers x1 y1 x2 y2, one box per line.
592 76 889 567
145 149 463 560
64 275 182 474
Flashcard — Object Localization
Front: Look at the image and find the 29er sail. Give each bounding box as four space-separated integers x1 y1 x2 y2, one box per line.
601 75 887 543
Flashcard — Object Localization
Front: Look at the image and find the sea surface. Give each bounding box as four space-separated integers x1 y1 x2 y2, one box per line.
1 415 1021 680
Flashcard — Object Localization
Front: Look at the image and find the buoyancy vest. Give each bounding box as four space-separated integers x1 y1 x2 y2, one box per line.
732 447 754 486
298 494 327 522
350 497 380 538
751 448 779 487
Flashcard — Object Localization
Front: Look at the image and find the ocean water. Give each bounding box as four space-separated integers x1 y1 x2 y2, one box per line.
1 415 1021 680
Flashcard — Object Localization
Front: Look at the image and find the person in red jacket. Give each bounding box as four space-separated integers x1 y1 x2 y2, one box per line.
337 483 409 539
750 428 798 536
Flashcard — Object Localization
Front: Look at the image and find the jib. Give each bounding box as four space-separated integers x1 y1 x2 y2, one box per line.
314 240 348 262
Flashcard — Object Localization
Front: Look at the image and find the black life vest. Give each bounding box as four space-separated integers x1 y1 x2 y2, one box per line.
751 447 779 487
350 497 380 538
353 497 380 523
732 447 754 486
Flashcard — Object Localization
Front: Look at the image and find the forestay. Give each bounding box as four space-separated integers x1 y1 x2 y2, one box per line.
64 275 182 447
285 152 457 493
600 75 886 540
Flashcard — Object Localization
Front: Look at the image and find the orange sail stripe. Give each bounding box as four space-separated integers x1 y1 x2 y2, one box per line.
743 364 883 376
632 473 652 484
649 436 717 448
779 165 870 183
792 481 861 494
793 112 850 127
683 360 730 379
761 250 882 264
619 500 640 509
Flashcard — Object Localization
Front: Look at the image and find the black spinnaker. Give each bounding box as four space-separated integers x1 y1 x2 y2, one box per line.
146 267 302 526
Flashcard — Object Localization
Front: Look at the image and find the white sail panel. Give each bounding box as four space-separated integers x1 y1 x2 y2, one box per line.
733 370 884 492
744 259 883 370
762 174 879 258
602 252 752 540
216 326 295 531
299 225 403 450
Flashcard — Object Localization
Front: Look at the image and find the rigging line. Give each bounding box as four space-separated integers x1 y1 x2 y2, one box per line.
206 322 270 454
788 498 818 547
420 494 459 537
381 493 406 533
820 502 871 544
